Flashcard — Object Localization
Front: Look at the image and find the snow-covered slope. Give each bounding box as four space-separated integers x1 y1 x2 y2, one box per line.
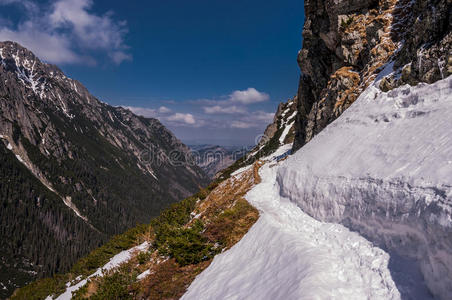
183 146 400 299
278 76 452 299
184 76 451 299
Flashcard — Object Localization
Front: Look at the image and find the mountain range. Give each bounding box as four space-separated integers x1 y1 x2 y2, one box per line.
188 144 249 179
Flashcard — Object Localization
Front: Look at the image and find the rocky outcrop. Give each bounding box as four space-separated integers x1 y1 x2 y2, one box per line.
260 96 297 146
380 0 451 90
293 0 451 150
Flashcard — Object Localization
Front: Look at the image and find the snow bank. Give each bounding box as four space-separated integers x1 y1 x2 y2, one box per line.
277 77 452 299
183 163 400 300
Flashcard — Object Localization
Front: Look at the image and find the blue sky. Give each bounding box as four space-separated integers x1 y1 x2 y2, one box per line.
0 0 304 146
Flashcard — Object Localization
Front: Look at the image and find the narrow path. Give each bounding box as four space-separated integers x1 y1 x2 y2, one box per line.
183 160 400 300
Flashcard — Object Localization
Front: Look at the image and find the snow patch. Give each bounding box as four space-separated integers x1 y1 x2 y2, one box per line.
279 121 294 144
137 269 152 281
53 242 149 300
15 154 24 163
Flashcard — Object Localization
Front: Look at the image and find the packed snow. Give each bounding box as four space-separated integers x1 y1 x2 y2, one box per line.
278 76 452 299
183 161 400 300
50 241 149 300
184 76 451 299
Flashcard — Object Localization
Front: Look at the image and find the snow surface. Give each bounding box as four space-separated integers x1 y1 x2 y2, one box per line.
137 269 152 281
183 162 400 300
15 154 24 163
279 120 294 144
51 242 149 300
184 76 452 299
277 76 452 299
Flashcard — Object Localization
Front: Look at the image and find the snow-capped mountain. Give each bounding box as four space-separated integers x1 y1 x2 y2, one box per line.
0 41 208 298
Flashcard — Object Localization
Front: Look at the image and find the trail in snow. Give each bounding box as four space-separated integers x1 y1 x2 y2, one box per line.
182 158 400 300
277 76 452 299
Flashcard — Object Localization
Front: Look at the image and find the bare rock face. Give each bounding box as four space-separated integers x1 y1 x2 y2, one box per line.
379 0 452 90
260 96 297 146
293 0 451 150
0 41 208 297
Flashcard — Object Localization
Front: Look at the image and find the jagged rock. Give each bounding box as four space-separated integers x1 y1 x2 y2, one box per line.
261 96 297 145
293 0 451 151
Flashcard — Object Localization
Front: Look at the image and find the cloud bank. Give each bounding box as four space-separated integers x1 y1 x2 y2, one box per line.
124 87 274 132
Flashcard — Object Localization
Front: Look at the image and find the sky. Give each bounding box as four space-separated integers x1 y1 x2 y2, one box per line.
0 0 305 146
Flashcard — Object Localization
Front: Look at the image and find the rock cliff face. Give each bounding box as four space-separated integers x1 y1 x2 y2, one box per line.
0 41 208 297
293 0 451 150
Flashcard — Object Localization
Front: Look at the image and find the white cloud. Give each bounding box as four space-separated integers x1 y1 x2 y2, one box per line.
124 106 198 127
0 0 131 64
203 105 246 114
167 113 196 125
123 106 156 118
0 24 83 64
158 106 172 113
196 88 269 117
123 94 274 131
229 88 269 104
231 121 253 129
252 111 274 122
228 111 274 129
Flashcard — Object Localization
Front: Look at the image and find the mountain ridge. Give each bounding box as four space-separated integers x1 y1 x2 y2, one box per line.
0 40 208 298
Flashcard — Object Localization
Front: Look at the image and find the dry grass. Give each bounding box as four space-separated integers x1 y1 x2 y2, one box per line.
137 163 261 299
140 259 211 300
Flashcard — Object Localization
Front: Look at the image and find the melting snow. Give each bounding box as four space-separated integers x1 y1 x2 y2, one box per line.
53 242 149 300
137 269 152 281
15 154 24 163
279 121 294 144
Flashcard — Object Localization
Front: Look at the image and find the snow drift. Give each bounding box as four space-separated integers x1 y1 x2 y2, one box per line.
278 76 452 299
